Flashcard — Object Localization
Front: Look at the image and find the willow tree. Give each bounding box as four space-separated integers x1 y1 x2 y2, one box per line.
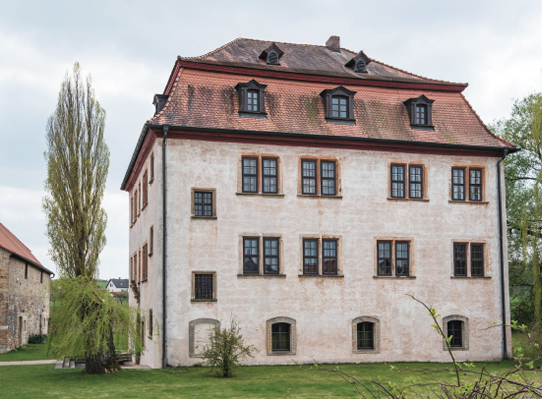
43 63 119 373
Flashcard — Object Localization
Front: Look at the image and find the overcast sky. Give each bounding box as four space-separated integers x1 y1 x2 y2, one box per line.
1 0 541 279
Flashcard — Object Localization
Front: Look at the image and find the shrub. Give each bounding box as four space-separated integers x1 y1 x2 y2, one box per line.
201 318 257 377
28 334 47 344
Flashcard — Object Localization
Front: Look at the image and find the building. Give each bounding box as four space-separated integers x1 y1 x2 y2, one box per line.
106 278 129 293
121 36 516 368
0 223 53 353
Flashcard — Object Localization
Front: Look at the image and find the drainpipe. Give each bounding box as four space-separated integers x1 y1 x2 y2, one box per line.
162 125 169 368
497 148 509 360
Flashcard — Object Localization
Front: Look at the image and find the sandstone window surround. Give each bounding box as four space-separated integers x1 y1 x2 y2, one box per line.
237 155 284 196
237 234 285 278
451 241 489 278
442 315 469 351
450 166 487 204
298 235 344 277
191 188 217 219
189 318 220 358
191 271 217 302
388 162 429 201
352 316 381 354
266 317 296 356
298 157 342 198
374 238 415 279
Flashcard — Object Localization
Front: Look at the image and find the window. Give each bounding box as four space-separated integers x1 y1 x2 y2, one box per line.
243 238 259 274
266 317 296 355
451 167 484 202
235 79 267 115
191 189 216 218
25 264 28 279
130 256 133 281
320 86 356 122
149 309 153 338
262 158 278 194
453 242 485 277
390 164 425 200
134 189 138 222
403 95 434 128
301 237 341 276
138 182 141 215
142 244 148 282
130 197 134 226
344 51 371 74
242 157 258 193
142 170 148 208
376 240 412 277
138 250 142 282
272 323 290 351
300 159 340 196
240 235 283 276
40 271 43 284
149 226 154 256
149 152 154 184
259 43 284 66
442 315 469 351
238 156 282 195
357 322 374 349
192 272 216 301
352 316 380 353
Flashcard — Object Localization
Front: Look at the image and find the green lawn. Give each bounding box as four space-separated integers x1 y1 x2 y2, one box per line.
0 361 537 398
0 344 56 362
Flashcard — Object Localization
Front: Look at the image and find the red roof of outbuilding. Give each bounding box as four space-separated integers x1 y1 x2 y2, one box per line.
0 222 53 274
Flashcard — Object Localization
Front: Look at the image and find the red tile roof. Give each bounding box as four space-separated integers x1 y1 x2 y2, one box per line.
0 222 52 274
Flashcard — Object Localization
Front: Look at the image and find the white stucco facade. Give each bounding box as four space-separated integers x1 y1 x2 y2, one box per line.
128 137 512 368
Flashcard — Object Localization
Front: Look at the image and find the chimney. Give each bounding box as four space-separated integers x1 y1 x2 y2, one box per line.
326 36 341 52
153 94 169 115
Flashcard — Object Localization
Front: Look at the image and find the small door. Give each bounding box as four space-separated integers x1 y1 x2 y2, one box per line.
18 317 23 347
39 314 42 335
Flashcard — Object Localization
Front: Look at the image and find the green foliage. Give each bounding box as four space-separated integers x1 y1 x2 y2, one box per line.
46 277 143 365
201 318 257 377
43 62 109 279
28 334 47 344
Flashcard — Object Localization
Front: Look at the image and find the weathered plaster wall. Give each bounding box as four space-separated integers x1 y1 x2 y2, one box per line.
156 138 511 366
0 249 9 354
128 139 163 368
6 257 50 352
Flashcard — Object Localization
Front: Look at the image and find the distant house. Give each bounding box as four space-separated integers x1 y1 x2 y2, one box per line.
106 278 129 293
0 223 53 354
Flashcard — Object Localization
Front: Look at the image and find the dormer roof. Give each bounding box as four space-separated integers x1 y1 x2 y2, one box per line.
345 51 371 74
259 42 284 65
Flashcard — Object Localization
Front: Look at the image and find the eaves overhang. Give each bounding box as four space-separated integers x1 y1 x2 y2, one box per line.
1 247 55 276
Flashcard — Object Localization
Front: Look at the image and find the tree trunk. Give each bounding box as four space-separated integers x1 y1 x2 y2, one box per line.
85 328 120 374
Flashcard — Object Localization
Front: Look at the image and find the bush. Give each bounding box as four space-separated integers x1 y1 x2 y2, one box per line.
28 334 47 344
201 318 257 377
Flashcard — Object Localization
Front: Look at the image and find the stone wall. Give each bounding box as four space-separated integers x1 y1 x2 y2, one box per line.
0 249 9 354
6 256 50 352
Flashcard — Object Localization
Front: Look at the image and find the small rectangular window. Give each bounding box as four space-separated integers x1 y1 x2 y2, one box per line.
272 323 290 351
453 243 467 276
303 239 318 275
247 90 259 112
377 241 392 276
321 161 336 196
469 169 482 201
452 168 465 201
194 274 214 300
409 166 423 199
322 239 337 275
448 320 463 347
471 244 484 276
395 241 409 276
130 197 134 225
263 238 279 274
302 160 317 195
143 170 148 207
415 104 427 125
194 192 213 216
149 152 154 183
40 271 43 284
149 309 153 337
142 244 148 281
130 257 133 281
25 264 28 279
391 165 405 198
242 157 258 193
262 158 278 194
331 96 348 119
243 238 259 274
357 322 374 350
149 226 154 256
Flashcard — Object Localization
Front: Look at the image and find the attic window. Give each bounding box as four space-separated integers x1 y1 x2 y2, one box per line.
345 51 371 74
259 43 284 66
235 79 267 115
320 86 356 122
404 95 434 129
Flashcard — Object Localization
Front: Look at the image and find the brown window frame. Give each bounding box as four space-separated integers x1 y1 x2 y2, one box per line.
390 164 425 200
142 170 148 208
377 240 412 277
142 244 148 282
453 242 485 277
149 152 154 184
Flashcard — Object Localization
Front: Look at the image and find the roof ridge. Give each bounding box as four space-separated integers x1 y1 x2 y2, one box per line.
189 37 244 59
460 93 517 148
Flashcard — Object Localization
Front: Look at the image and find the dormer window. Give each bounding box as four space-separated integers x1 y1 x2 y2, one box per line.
259 43 284 66
235 80 267 115
320 86 356 122
403 95 434 128
345 51 371 74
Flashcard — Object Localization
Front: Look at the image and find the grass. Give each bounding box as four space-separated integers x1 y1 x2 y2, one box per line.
0 361 538 398
0 344 56 362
